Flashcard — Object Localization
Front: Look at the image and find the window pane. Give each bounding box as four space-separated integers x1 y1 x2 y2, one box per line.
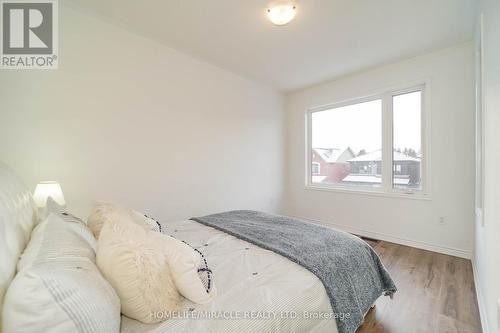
392 91 422 190
311 99 382 187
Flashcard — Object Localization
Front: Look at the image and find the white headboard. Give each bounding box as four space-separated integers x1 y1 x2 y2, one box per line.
0 162 37 325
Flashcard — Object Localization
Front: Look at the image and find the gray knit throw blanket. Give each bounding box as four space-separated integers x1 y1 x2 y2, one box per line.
191 210 397 333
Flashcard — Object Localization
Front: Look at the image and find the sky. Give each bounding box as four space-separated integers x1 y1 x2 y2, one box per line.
393 91 421 152
311 91 421 154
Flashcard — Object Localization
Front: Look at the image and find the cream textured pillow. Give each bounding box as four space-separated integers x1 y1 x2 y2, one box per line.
87 202 118 239
88 203 158 239
96 209 181 324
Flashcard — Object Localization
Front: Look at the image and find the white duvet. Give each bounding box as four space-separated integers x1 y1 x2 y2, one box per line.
120 219 338 333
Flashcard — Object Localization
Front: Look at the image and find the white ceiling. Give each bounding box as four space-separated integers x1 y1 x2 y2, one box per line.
68 0 477 92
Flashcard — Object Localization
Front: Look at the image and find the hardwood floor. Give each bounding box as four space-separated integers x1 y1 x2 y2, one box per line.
356 239 482 333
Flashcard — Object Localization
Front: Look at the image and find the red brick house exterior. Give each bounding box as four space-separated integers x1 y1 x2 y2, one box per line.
312 148 355 183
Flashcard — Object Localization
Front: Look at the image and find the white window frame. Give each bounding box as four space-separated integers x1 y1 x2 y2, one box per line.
305 81 430 200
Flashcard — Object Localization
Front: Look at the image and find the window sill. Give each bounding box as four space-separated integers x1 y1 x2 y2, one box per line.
304 184 431 201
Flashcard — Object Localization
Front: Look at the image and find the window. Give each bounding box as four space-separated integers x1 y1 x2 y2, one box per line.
310 99 382 188
307 84 426 196
392 91 422 190
312 162 320 175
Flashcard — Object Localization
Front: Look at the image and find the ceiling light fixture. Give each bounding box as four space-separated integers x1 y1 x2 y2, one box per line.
266 1 296 26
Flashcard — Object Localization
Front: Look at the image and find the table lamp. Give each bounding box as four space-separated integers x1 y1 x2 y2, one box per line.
33 181 66 219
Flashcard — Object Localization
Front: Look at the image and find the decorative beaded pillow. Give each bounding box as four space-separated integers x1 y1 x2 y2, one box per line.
193 246 213 294
142 215 216 304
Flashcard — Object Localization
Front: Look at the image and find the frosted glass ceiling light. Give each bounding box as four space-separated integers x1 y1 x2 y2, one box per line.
266 1 296 26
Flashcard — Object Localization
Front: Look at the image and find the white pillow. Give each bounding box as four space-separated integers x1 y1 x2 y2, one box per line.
45 197 84 224
153 232 216 304
96 208 182 324
3 214 120 333
45 196 67 215
17 213 96 271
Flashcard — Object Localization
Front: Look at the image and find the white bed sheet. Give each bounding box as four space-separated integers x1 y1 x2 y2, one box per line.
120 219 338 333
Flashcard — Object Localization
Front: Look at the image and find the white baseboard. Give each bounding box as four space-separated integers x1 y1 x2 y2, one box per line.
291 215 473 259
472 259 490 333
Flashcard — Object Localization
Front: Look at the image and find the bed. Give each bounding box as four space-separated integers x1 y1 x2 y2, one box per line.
0 161 394 333
121 218 337 333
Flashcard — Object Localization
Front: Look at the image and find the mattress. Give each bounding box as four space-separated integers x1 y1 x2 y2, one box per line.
120 219 338 333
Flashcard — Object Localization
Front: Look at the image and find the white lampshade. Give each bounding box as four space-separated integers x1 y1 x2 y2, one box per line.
33 181 66 208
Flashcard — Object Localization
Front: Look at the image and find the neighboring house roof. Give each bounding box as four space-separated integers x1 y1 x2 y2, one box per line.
313 148 354 163
347 149 420 162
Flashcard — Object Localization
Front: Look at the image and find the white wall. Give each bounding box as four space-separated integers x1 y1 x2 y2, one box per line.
474 1 500 332
285 42 475 258
0 4 285 220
